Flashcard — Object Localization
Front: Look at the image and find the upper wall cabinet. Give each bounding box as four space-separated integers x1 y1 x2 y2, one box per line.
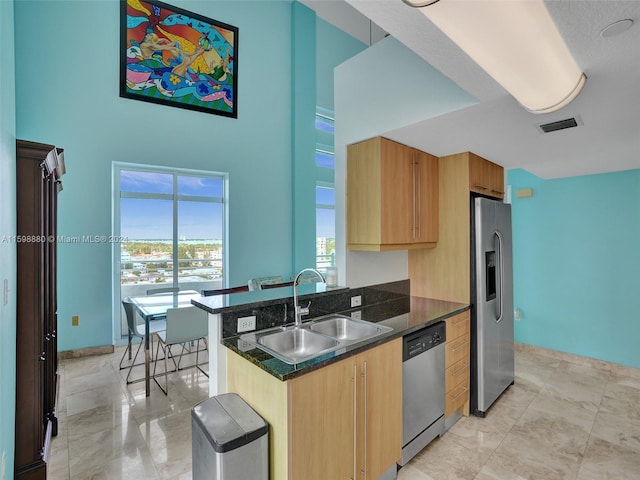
347 136 438 251
408 151 505 303
468 152 505 199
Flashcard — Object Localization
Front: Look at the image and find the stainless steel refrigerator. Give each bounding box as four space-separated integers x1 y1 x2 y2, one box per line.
470 196 515 417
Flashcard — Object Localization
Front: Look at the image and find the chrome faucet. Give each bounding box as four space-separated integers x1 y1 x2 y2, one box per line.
293 268 325 326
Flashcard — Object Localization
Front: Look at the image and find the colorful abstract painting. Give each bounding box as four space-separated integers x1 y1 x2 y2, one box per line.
120 0 238 118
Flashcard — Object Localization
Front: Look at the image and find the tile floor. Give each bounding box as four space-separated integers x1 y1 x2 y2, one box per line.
47 344 640 480
48 344 210 480
398 347 640 480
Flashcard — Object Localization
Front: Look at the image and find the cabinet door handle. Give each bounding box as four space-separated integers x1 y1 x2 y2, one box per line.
416 156 421 237
353 364 357 480
473 183 489 190
451 340 468 352
452 316 468 326
453 363 468 376
411 155 417 240
362 361 368 479
453 387 470 402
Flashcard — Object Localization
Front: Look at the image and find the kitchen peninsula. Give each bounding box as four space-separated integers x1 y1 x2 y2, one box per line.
191 280 468 480
192 282 352 395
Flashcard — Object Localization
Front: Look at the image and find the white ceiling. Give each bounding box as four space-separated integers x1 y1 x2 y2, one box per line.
304 0 640 179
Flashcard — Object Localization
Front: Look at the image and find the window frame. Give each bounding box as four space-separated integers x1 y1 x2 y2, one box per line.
112 162 228 342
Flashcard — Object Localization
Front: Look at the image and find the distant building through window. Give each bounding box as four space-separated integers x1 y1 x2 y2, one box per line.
316 184 335 269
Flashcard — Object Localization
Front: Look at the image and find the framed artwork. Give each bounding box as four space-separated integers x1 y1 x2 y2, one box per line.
120 0 238 118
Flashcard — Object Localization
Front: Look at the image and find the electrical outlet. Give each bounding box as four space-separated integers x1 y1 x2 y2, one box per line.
237 315 256 333
514 308 522 321
1 450 6 480
3 279 8 306
238 339 255 352
351 310 362 320
72 315 79 326
350 295 362 308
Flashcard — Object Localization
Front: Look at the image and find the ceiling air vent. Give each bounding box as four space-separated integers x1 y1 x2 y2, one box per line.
537 115 583 134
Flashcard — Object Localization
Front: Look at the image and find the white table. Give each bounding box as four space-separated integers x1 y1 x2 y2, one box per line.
128 290 202 396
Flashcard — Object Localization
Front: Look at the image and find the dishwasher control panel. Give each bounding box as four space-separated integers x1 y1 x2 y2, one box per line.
403 321 446 361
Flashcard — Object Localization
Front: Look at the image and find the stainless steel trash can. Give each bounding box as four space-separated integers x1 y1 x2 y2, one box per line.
192 393 269 480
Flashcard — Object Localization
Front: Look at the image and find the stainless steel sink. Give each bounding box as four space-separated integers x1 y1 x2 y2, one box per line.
309 314 392 343
239 314 393 364
254 327 339 364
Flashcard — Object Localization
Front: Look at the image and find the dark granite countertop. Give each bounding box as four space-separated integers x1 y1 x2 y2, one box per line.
192 283 349 316
222 296 469 381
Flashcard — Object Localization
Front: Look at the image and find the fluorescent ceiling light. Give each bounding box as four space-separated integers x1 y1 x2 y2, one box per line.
403 0 586 114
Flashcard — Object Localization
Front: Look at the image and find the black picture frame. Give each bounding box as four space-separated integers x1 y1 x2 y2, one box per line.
120 0 238 118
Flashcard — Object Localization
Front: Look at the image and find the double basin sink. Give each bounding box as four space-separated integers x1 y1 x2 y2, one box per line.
239 314 392 365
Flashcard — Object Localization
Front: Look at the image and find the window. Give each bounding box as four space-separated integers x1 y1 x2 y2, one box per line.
315 108 335 269
315 110 335 169
315 112 335 134
315 111 335 169
316 184 335 269
114 164 227 338
315 148 335 169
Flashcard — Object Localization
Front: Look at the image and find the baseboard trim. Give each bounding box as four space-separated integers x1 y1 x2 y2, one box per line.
58 345 115 360
515 342 640 379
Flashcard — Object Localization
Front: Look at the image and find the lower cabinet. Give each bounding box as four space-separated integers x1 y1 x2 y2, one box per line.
444 311 470 419
227 338 402 480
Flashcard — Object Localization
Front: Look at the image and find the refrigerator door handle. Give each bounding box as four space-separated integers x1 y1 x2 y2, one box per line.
495 230 505 323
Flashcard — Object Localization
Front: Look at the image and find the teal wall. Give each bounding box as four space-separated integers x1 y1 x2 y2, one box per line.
291 2 317 272
13 0 363 352
509 168 640 368
0 0 17 473
314 19 366 188
291 13 367 270
316 18 367 112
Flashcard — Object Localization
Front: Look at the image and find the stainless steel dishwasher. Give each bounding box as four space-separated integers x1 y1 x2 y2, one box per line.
400 321 446 466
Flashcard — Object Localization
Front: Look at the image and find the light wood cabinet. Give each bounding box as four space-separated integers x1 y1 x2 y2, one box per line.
288 357 355 479
227 338 402 480
444 311 470 418
445 333 469 367
446 378 470 418
347 136 438 251
468 152 505 199
409 151 505 303
354 339 403 479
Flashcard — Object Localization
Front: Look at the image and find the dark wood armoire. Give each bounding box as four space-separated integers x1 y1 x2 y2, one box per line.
15 140 65 480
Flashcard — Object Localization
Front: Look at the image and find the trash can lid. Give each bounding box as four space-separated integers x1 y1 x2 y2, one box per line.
192 393 268 453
